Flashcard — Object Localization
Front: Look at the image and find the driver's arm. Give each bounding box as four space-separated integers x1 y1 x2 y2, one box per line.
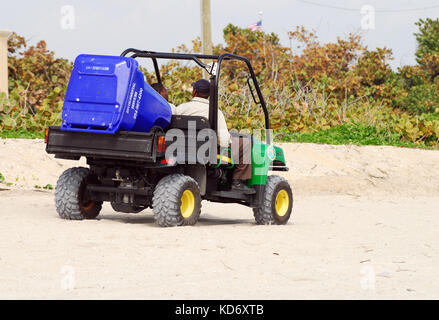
217 110 232 148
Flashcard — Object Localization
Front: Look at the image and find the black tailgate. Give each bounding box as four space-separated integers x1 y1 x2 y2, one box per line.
46 126 158 162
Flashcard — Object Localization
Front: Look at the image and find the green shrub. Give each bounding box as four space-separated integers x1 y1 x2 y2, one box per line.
396 84 439 114
0 33 71 133
280 122 408 146
2 23 439 149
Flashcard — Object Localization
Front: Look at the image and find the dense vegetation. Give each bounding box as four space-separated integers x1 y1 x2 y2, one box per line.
2 18 439 147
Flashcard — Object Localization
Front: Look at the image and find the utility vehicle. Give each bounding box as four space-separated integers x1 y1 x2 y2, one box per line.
45 49 293 227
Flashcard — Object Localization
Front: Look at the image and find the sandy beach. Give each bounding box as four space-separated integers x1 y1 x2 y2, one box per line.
1 139 438 299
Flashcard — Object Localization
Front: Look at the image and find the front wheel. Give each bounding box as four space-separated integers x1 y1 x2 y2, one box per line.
253 175 293 225
55 167 102 220
152 174 202 227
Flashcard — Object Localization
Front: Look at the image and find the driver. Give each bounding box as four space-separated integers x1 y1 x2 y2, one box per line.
175 79 252 193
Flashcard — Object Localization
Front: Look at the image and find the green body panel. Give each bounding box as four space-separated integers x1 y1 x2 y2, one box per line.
273 145 286 165
250 139 270 186
249 142 287 186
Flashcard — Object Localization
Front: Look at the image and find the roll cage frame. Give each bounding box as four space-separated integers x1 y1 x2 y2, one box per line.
120 49 271 144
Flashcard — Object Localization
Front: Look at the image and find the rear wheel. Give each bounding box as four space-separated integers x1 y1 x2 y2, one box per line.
253 175 293 225
152 174 201 227
55 167 102 220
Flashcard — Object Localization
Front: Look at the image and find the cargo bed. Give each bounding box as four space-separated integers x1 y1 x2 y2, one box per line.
46 126 162 162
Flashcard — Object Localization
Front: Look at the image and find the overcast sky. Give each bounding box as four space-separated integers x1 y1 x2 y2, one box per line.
1 0 439 70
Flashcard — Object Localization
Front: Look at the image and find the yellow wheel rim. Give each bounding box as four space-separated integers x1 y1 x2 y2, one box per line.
275 190 289 217
180 190 195 218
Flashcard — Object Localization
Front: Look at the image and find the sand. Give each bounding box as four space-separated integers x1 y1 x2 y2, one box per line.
0 139 439 299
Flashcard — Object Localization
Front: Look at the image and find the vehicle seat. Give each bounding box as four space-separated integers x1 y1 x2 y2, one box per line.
168 115 210 130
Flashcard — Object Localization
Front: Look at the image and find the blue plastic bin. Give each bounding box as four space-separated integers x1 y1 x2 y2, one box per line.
61 54 172 134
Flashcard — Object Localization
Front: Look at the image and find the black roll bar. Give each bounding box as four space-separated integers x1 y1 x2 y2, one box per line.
121 49 162 83
214 53 270 144
120 49 271 145
121 48 218 81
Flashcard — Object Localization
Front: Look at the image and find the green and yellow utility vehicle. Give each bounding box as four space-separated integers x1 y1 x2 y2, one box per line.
45 49 293 227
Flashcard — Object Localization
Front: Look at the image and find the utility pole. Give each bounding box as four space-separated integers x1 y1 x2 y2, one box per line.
201 0 212 78
0 30 11 98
